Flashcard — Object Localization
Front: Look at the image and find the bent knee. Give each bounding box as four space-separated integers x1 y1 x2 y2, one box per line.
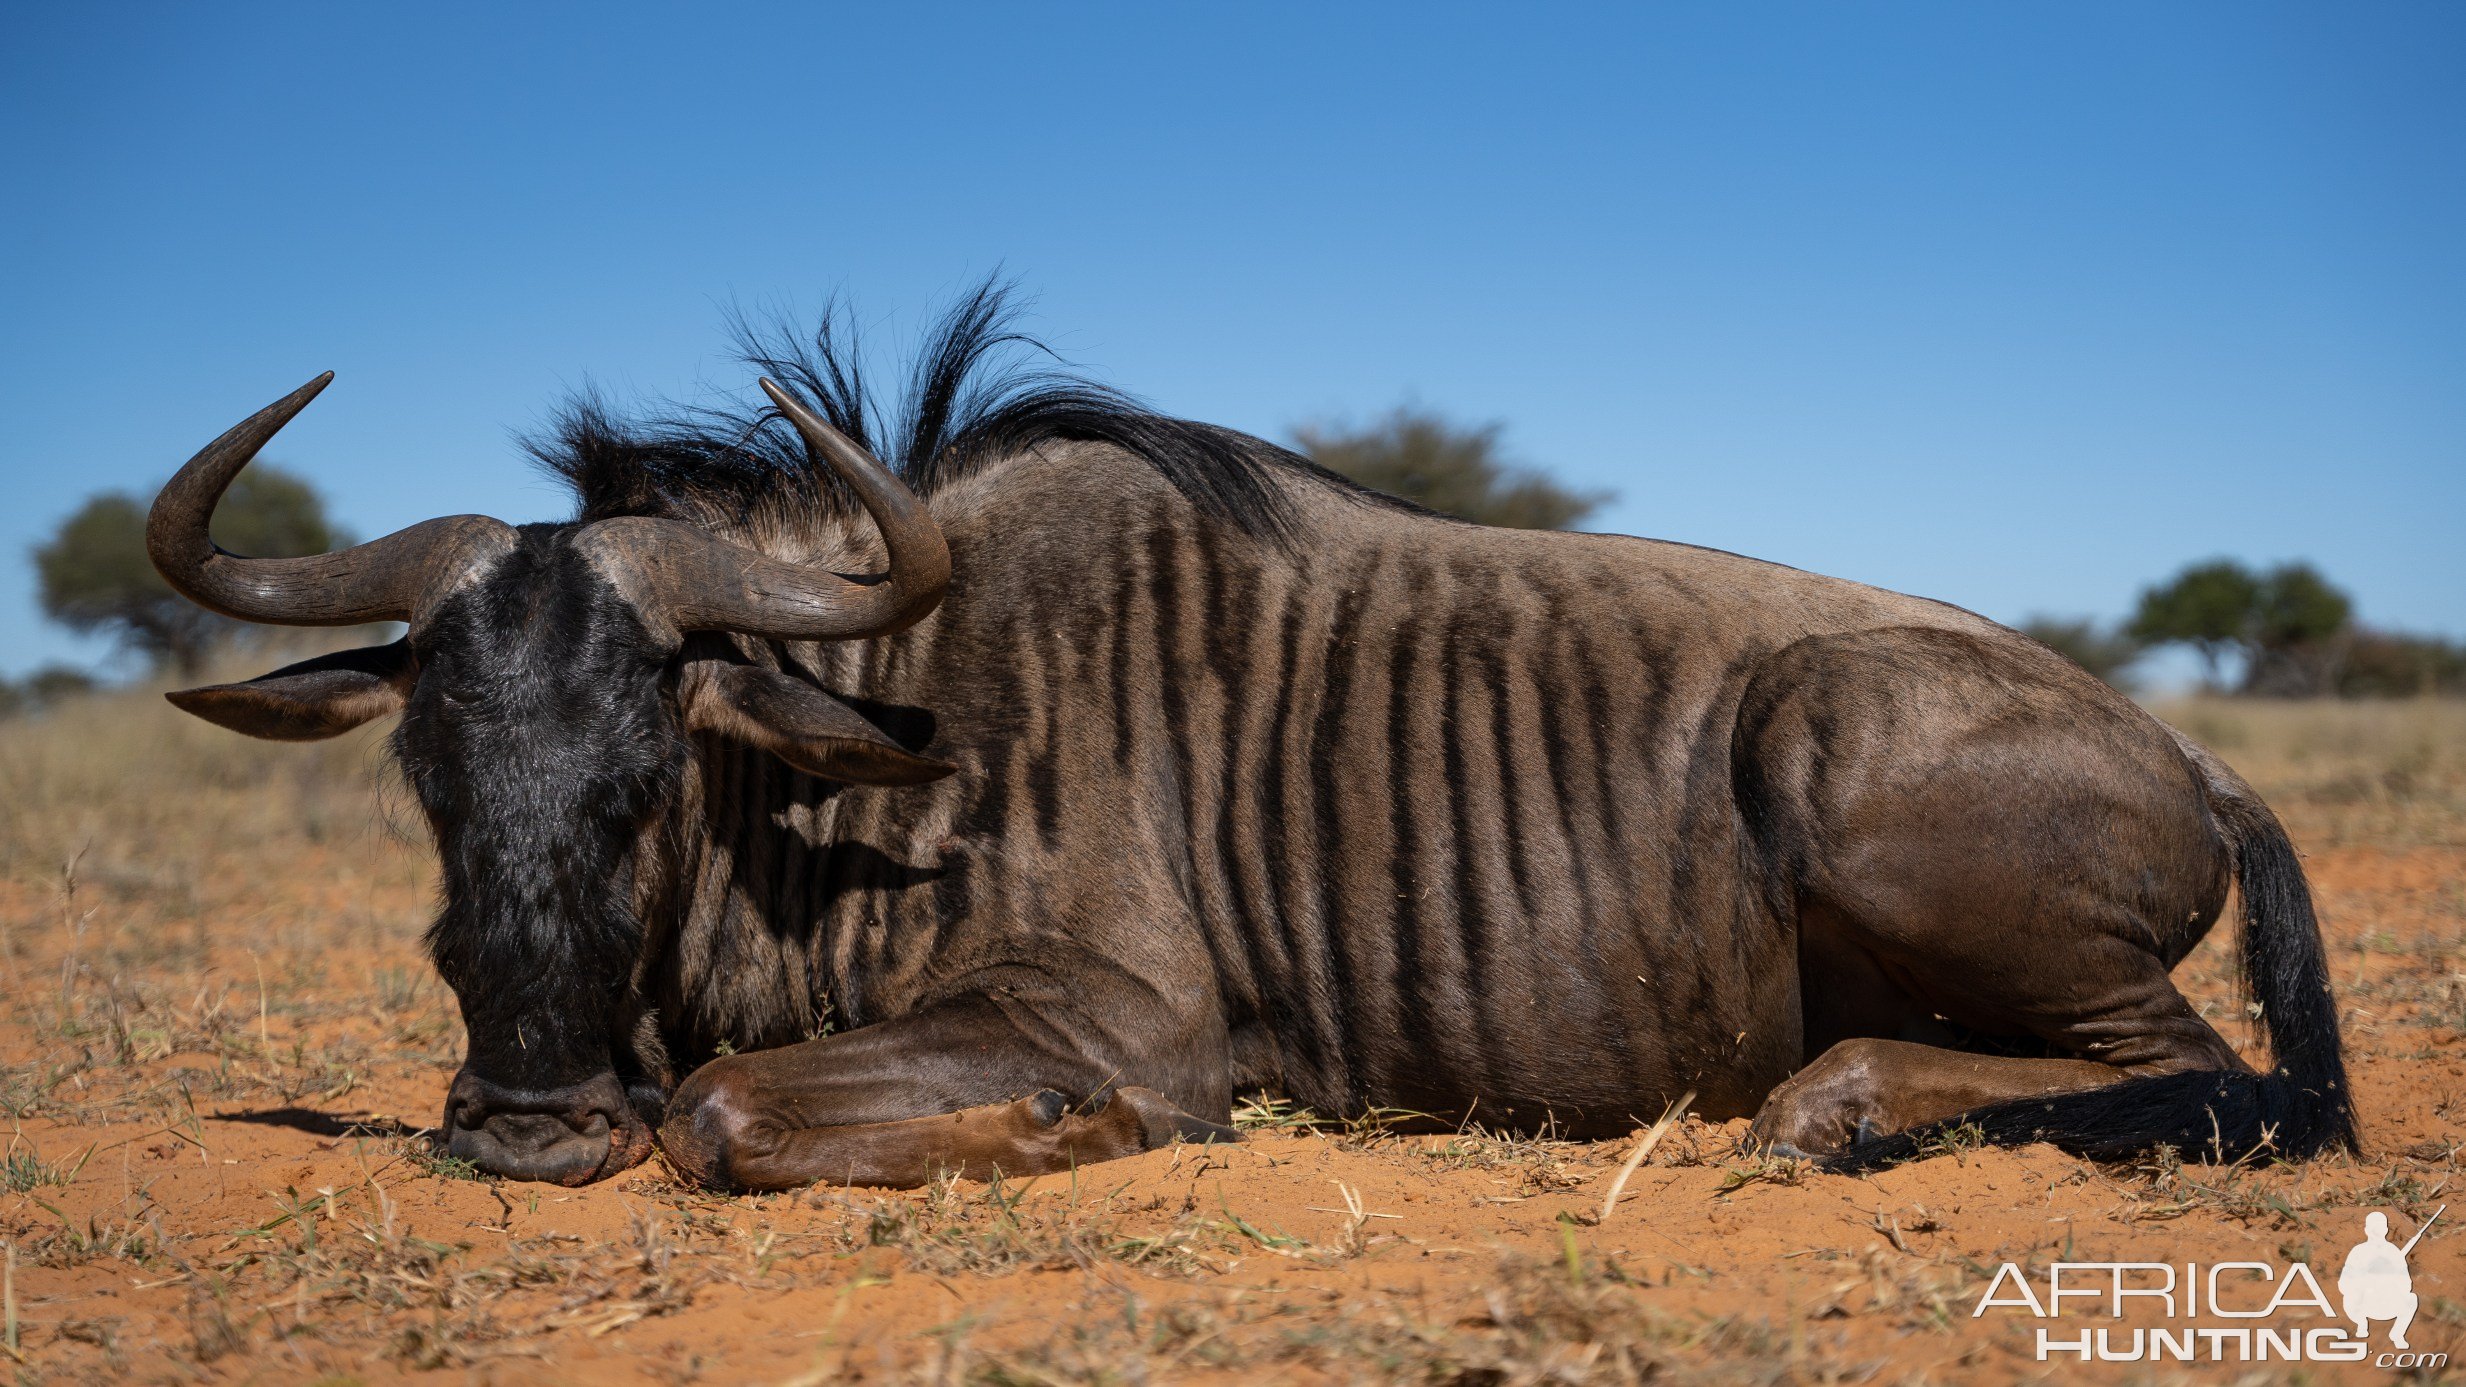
658 1058 779 1189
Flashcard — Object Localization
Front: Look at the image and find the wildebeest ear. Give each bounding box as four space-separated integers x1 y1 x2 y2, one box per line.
166 639 417 741
686 662 955 786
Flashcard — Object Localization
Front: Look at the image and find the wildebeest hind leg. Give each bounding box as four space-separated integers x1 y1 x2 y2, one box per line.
1751 1038 2143 1155
1736 627 2246 1158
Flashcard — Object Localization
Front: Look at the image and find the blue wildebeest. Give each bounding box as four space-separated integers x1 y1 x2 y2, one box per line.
151 291 2352 1187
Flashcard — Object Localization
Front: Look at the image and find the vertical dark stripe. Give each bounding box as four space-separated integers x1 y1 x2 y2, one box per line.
1578 640 1625 903
1572 628 1666 1055
1197 524 1248 695
1540 593 1590 851
1384 606 1427 1060
1307 578 1371 1103
1438 605 1497 1101
1107 529 1139 770
1538 604 1595 909
1026 626 1064 848
1209 540 1279 1016
1534 597 1631 1084
1256 586 1307 1009
1483 614 1539 922
1184 522 1230 882
1146 524 1196 886
1261 583 1332 1082
967 603 1025 856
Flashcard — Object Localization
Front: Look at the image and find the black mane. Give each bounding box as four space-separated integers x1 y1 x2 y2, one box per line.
526 280 1363 542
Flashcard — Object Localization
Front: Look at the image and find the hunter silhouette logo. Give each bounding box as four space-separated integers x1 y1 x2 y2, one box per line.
2341 1207 2440 1349
1972 1204 2447 1368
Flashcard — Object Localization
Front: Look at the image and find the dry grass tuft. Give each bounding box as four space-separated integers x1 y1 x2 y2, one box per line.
2153 695 2466 846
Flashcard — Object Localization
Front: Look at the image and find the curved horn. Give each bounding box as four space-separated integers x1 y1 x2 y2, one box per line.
148 374 513 626
581 379 951 642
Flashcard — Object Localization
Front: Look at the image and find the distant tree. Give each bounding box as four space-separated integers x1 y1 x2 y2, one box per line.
2244 562 2354 696
1294 407 1609 530
2127 559 2260 691
0 664 101 720
2016 616 2144 689
2127 558 2356 696
34 466 348 676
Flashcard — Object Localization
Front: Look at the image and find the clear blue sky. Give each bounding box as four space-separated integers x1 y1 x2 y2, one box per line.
4 4 2459 680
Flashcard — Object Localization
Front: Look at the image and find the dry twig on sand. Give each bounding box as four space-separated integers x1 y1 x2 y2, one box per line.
1598 1089 1695 1223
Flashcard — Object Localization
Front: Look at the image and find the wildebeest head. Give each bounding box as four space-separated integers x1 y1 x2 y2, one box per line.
148 374 953 1184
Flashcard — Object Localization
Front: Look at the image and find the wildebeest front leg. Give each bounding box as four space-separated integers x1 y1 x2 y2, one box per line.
658 996 1236 1190
669 1086 1209 1190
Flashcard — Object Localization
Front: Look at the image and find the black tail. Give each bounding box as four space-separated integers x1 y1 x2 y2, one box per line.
1825 750 2357 1173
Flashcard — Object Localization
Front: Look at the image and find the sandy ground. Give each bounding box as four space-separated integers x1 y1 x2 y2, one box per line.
2 693 2462 1383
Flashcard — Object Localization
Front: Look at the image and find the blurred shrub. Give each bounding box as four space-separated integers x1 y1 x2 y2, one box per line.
2016 616 2144 689
1295 407 1609 530
2336 629 2466 698
0 664 102 719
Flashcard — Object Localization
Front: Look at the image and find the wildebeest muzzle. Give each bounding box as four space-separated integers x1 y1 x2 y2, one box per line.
442 1070 652 1186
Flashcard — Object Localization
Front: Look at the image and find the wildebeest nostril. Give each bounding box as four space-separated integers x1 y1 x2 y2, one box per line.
447 1109 612 1185
488 1110 607 1149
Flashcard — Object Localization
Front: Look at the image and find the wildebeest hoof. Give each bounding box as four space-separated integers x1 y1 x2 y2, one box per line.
1025 1088 1070 1127
1104 1086 1241 1148
1745 1037 1911 1156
